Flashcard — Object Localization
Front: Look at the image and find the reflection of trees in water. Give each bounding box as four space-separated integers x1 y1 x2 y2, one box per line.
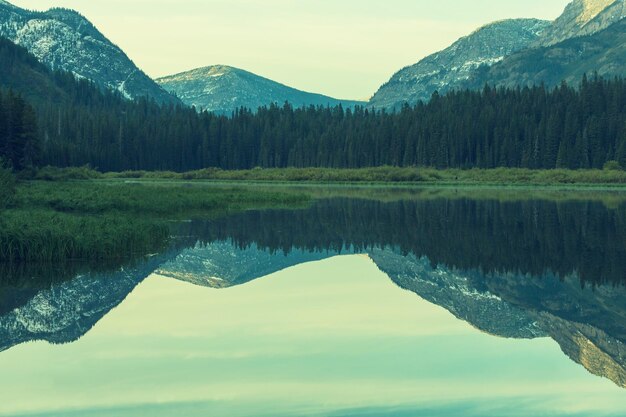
181 198 626 285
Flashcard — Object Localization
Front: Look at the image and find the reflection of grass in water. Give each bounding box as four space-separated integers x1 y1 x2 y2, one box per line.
0 181 309 263
174 181 626 209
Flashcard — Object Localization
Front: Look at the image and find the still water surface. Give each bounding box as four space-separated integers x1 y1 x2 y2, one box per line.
1 189 626 416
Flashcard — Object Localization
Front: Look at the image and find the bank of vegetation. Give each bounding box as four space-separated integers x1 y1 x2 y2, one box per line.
28 165 626 186
0 179 307 263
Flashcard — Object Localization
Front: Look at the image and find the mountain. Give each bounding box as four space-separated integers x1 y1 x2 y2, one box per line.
537 0 626 46
0 1 178 104
157 238 545 339
465 18 626 90
369 0 626 109
156 65 365 114
368 19 550 109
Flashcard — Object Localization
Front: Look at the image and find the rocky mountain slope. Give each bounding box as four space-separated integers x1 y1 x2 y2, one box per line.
0 0 178 104
370 0 626 109
537 0 626 46
368 19 550 109
465 18 626 90
157 65 365 114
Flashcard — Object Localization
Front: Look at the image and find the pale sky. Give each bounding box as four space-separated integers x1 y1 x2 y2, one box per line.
11 0 570 100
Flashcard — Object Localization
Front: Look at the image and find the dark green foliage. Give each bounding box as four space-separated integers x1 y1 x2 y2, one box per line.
604 160 623 171
0 90 41 171
34 77 626 172
0 210 169 262
0 161 15 208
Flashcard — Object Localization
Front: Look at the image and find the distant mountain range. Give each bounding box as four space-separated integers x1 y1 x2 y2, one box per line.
370 0 626 109
157 241 626 389
0 0 364 112
157 240 347 287
2 0 626 113
157 66 366 114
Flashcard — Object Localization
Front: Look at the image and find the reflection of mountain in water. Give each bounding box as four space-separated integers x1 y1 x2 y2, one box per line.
477 270 626 388
368 249 545 339
157 241 350 288
369 247 626 388
1 196 626 388
161 198 626 388
0 249 180 352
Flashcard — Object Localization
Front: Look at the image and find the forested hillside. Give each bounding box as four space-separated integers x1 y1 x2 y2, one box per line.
0 90 39 170
2 37 626 172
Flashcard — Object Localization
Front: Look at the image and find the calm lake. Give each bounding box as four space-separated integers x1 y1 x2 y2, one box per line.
1 187 626 417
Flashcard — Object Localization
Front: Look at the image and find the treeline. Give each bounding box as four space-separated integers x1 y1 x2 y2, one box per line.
0 90 39 170
41 76 626 171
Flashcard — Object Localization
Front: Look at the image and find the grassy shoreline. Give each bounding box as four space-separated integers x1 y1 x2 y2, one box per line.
31 166 626 187
0 181 309 263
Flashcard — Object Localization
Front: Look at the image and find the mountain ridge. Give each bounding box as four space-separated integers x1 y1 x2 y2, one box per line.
369 0 626 109
368 18 550 109
0 0 179 105
157 65 365 114
537 0 626 46
464 18 626 90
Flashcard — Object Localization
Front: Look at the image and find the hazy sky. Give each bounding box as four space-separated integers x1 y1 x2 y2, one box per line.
11 0 570 100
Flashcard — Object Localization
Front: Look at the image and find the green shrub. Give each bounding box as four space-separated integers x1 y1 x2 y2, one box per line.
34 165 103 181
603 160 623 171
